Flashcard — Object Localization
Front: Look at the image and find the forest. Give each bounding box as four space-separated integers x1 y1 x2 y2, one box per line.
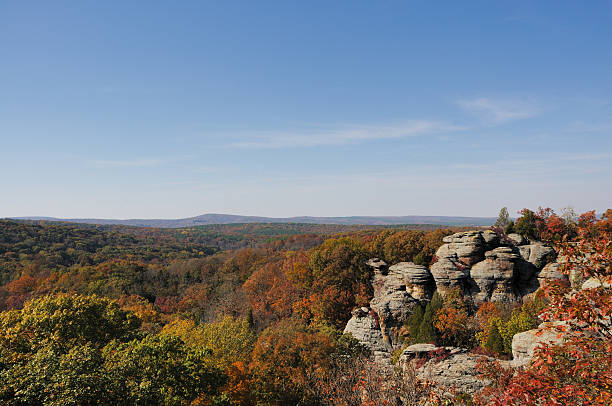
0 208 609 405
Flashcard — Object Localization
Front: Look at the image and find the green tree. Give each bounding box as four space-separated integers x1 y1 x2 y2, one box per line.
494 207 511 229
515 209 539 240
485 322 504 354
103 334 225 405
415 292 443 344
405 304 424 343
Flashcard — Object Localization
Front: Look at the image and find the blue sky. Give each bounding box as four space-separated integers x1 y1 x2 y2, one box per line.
1 1 611 218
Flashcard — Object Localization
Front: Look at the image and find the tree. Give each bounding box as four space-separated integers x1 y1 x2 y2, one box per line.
405 304 424 343
494 207 511 229
485 322 504 355
249 319 339 405
480 209 612 405
515 209 539 240
0 294 226 405
415 292 443 344
103 334 226 405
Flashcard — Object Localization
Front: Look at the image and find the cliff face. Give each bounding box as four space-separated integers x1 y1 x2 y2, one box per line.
344 230 564 354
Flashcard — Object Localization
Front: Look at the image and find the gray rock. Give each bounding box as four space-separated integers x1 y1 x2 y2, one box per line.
507 233 527 246
438 231 486 266
581 277 611 289
482 230 501 249
430 257 470 295
388 262 434 300
519 243 556 269
512 324 564 366
366 258 388 272
469 247 519 304
343 308 389 353
399 345 494 395
371 264 420 347
538 262 567 284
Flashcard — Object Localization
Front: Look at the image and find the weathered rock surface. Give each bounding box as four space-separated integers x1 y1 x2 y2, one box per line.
507 233 527 246
388 262 434 300
399 344 496 395
538 262 568 286
470 247 519 304
511 323 564 366
370 262 427 347
581 276 612 289
438 231 486 266
343 307 389 352
519 243 556 269
430 257 469 295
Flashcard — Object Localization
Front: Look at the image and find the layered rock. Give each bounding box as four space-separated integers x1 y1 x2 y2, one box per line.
399 344 497 395
388 262 434 300
470 247 519 304
343 307 389 353
507 233 527 246
430 257 470 295
537 262 568 287
437 231 486 266
518 243 556 270
370 262 432 347
511 323 564 366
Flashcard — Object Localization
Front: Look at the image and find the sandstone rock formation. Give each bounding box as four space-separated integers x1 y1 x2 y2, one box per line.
369 261 433 347
507 233 527 246
399 344 497 395
344 230 559 376
470 247 519 304
537 262 568 287
343 307 390 352
511 323 564 366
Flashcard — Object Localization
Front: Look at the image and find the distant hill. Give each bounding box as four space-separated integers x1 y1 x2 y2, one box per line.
9 213 495 228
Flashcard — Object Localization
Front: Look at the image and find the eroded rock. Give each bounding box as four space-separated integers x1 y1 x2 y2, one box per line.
343 307 389 353
469 247 519 304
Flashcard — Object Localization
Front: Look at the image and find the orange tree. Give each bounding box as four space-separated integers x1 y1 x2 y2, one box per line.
479 209 611 405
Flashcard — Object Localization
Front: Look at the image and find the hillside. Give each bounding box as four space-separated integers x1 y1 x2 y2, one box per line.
10 213 496 228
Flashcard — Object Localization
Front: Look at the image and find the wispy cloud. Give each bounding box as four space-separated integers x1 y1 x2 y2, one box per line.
92 159 165 168
228 120 466 149
456 97 541 125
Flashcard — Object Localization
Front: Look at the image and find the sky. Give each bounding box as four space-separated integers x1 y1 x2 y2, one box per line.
1 1 611 219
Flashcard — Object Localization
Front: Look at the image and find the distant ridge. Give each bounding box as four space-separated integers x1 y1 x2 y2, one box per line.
9 213 495 228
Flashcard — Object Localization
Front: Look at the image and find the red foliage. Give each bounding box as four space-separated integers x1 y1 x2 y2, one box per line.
482 209 612 405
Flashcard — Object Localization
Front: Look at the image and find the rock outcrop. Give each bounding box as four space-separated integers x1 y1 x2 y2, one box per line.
538 262 568 287
344 230 559 374
343 307 389 352
399 344 498 395
511 323 565 366
369 261 433 347
470 247 519 304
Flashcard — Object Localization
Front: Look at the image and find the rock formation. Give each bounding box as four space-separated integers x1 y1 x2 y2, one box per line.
470 246 519 304
343 229 561 393
399 344 502 395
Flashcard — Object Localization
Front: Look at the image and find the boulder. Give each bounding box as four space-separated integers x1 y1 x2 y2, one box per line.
438 231 486 266
518 243 556 269
399 345 496 395
507 233 527 246
366 258 388 273
388 262 434 300
581 277 612 289
538 262 568 286
370 264 420 347
482 230 501 249
512 324 564 367
343 307 389 353
469 247 519 304
430 257 470 295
